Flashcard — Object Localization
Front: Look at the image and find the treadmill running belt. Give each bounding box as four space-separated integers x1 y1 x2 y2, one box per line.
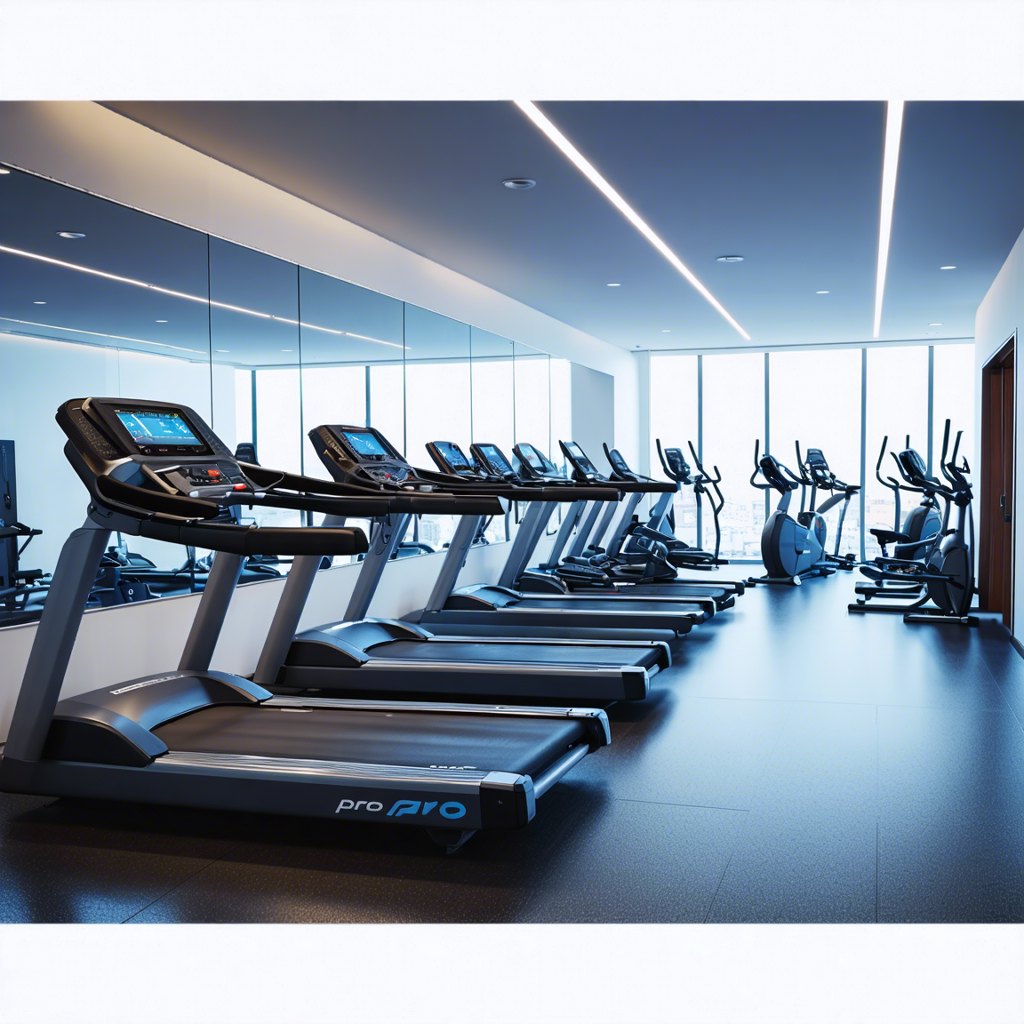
515 597 695 613
378 640 663 669
154 705 586 778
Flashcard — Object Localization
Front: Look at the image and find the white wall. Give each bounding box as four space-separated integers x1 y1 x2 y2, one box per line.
570 363 616 465
975 225 1023 640
0 101 638 465
0 531 556 742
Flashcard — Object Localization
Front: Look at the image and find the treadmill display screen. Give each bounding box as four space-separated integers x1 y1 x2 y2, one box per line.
477 445 513 475
564 441 597 475
519 446 545 471
115 408 204 448
342 430 391 460
434 441 472 472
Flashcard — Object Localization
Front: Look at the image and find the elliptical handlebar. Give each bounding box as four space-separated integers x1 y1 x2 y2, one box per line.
687 439 725 513
655 438 671 479
750 440 775 491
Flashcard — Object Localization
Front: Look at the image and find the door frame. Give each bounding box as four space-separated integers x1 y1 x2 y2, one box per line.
979 332 1016 630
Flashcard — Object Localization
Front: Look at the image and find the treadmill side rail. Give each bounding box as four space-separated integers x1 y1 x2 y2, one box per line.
0 755 536 830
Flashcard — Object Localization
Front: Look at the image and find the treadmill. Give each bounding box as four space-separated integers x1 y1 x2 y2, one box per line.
252 430 671 704
597 443 747 595
551 439 739 607
0 397 610 853
411 438 709 636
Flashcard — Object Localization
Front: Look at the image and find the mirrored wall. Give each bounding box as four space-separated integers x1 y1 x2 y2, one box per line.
0 167 579 624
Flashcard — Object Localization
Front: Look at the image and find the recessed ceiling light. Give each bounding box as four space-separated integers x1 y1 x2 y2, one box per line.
929 322 943 326
155 319 168 323
606 282 621 287
716 255 744 263
56 231 86 239
32 300 46 305
872 100 905 340
516 100 750 341
816 290 830 295
280 348 293 353
661 329 671 333
215 349 230 353
940 265 956 270
502 178 536 189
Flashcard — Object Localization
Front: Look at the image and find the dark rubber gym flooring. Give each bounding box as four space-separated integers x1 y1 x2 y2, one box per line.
1 577 1022 923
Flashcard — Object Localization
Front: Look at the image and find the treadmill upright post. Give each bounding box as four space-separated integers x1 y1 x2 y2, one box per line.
344 513 411 621
177 552 247 673
423 514 482 612
589 502 620 553
540 499 585 568
252 514 347 686
603 491 644 559
497 502 551 588
567 501 605 559
3 519 110 763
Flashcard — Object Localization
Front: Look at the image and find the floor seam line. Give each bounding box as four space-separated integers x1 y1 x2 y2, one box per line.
612 796 750 813
120 844 243 923
703 850 735 924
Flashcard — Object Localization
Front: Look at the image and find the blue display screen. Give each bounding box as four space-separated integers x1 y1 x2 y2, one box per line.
519 446 544 470
435 441 471 470
116 409 203 446
478 445 512 474
342 430 390 458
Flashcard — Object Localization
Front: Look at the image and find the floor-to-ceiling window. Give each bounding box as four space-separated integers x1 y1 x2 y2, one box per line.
702 352 767 559
769 347 863 561
932 343 977 476
647 342 975 561
863 346 931 557
649 353 700 547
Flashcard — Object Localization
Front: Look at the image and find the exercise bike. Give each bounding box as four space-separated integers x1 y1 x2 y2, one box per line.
748 441 835 585
854 420 977 626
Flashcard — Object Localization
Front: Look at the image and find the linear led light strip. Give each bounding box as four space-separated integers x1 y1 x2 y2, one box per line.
0 316 203 354
0 244 404 350
515 100 751 342
873 100 905 339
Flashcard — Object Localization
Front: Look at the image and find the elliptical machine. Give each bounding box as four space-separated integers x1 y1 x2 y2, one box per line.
855 420 977 625
852 435 942 606
748 441 834 586
793 443 860 571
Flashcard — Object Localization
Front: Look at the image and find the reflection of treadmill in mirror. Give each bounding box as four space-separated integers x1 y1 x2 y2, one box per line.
410 439 710 636
251 428 671 703
554 440 739 606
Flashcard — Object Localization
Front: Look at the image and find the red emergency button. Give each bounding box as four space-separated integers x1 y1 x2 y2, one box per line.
233 483 247 490
208 469 221 478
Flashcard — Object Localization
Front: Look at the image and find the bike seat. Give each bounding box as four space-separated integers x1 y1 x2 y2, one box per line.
870 528 910 547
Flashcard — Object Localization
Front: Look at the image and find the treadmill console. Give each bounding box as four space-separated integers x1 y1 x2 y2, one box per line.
513 443 565 483
311 424 425 488
57 397 255 501
470 443 519 482
606 447 634 477
426 441 502 482
559 440 604 482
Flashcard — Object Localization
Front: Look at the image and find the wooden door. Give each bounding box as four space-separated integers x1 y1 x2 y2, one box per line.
980 337 1015 628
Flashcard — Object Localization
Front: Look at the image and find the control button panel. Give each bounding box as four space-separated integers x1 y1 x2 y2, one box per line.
155 462 252 497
